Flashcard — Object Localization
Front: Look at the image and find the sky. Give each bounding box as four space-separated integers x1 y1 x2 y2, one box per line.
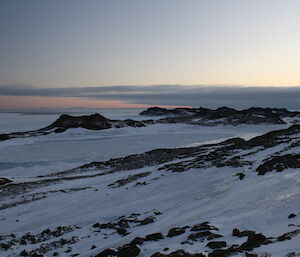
0 0 300 109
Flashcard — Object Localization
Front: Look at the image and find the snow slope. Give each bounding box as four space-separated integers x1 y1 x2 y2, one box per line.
0 111 299 257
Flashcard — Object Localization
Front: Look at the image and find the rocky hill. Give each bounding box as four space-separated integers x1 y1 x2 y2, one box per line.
140 106 300 125
0 114 149 141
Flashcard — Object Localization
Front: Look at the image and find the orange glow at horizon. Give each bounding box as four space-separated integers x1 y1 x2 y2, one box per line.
0 95 190 110
0 95 148 109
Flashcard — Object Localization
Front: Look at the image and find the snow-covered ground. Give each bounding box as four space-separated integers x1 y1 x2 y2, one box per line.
0 110 288 179
0 109 299 257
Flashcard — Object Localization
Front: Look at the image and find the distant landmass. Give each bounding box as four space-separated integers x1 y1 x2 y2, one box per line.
1 106 299 142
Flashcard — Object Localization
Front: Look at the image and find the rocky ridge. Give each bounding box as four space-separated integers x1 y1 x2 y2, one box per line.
140 106 300 126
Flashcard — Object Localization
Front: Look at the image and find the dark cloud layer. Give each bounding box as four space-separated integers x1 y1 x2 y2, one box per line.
1 84 300 109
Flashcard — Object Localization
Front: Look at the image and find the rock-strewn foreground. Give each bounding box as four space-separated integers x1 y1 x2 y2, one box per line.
0 123 299 256
1 107 300 142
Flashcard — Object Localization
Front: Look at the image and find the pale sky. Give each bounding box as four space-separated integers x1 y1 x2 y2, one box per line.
0 0 300 109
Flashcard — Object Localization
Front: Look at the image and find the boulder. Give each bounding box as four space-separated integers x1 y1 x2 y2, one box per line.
167 227 186 237
117 244 140 257
94 249 117 257
239 233 268 251
206 241 227 249
145 233 164 241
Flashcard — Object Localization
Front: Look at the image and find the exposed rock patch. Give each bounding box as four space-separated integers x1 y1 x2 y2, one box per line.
0 178 12 186
145 232 164 241
167 227 188 237
151 249 205 257
256 154 300 175
206 241 227 249
108 172 151 188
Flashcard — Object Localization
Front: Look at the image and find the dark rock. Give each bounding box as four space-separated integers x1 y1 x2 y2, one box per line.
235 172 245 180
139 216 155 225
109 172 151 188
91 245 97 249
245 253 258 257
116 227 128 235
129 237 144 245
256 154 300 175
145 233 164 241
208 246 240 257
232 228 255 237
129 213 140 218
207 233 223 240
124 119 146 128
188 231 222 241
277 229 300 241
20 250 29 256
151 253 165 257
286 252 298 257
167 227 186 237
0 242 13 250
92 223 101 228
65 248 72 253
45 114 112 131
206 241 227 249
0 177 13 186
151 249 205 257
0 134 10 141
288 213 297 219
140 107 198 117
41 228 51 235
232 228 240 236
117 244 140 257
190 222 218 232
94 248 117 257
239 233 268 251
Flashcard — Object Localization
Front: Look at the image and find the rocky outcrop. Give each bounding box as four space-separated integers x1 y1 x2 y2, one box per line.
145 232 164 241
0 178 12 186
140 106 300 126
43 113 148 132
43 113 113 132
151 250 205 257
167 227 187 237
140 106 300 118
256 154 300 175
239 233 269 251
0 113 148 141
139 107 203 116
108 172 151 188
206 241 227 249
